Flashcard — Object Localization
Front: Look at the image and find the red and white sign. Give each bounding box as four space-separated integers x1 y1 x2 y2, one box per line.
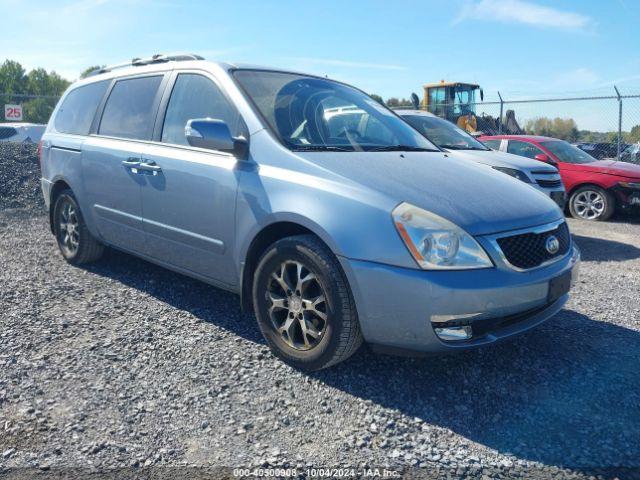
4 104 23 121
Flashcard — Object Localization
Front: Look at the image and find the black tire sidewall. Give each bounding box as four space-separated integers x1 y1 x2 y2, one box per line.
252 239 347 370
53 191 86 263
569 186 614 221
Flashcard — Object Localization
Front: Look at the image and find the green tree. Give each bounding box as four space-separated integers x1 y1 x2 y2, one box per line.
0 60 27 94
0 60 70 123
626 125 640 143
386 97 412 108
525 117 579 141
369 93 384 105
80 65 104 79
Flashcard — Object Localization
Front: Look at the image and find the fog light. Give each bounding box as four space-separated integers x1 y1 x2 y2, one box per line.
434 325 473 341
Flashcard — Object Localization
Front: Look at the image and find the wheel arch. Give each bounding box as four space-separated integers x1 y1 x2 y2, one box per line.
239 219 338 314
567 182 613 199
48 178 73 233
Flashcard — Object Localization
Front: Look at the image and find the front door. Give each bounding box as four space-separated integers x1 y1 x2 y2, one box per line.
140 72 246 287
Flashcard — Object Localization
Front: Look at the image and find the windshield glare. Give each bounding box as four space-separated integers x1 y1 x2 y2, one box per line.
233 70 438 152
540 141 596 164
402 114 489 151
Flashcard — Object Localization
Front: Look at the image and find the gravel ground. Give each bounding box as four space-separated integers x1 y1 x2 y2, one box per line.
1 151 639 479
0 144 44 211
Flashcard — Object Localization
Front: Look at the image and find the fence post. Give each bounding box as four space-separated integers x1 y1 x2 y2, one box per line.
614 85 622 160
497 91 504 135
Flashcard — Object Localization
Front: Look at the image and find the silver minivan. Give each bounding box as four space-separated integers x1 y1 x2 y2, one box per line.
40 54 580 370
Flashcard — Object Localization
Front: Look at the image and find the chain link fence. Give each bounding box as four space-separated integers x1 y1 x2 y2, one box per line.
414 89 640 162
0 93 60 125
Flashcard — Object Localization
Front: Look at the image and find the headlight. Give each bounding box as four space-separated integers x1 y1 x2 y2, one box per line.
492 167 531 183
392 203 493 270
618 181 640 189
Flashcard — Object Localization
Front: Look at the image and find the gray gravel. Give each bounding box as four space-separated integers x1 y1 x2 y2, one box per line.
0 144 44 211
1 150 639 479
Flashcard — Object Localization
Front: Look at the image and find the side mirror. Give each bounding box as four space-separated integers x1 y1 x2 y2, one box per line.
534 153 553 163
480 89 484 102
185 118 249 159
410 92 420 109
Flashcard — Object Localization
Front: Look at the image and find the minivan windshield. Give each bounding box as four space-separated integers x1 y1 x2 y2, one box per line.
540 140 597 164
401 114 489 151
233 70 438 152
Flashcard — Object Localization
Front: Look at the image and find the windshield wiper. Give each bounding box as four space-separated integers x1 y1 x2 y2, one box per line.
291 145 353 152
368 145 439 152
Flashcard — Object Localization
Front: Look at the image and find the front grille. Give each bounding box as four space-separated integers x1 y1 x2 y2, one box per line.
497 222 570 270
536 179 563 188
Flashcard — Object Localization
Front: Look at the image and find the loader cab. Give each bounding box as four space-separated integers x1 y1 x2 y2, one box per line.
423 81 482 124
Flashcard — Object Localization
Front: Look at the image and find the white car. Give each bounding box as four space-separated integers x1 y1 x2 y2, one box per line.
396 110 567 208
0 123 46 143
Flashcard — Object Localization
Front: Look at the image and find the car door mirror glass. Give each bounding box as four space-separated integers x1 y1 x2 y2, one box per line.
185 118 248 159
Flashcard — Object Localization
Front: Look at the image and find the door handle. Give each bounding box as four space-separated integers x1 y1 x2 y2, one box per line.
138 160 162 174
122 158 141 168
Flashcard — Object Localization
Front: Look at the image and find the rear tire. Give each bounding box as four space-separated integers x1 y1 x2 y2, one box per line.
252 234 362 370
568 185 615 221
53 190 104 264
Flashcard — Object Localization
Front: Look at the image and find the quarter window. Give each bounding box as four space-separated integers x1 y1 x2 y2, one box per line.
507 140 544 159
161 73 244 146
54 81 109 135
99 76 163 140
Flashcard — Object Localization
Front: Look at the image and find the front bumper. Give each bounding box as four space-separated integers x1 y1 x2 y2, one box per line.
613 185 640 209
338 242 580 354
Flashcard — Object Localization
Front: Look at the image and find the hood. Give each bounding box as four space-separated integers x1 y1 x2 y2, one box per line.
563 159 640 178
296 151 562 236
444 149 558 173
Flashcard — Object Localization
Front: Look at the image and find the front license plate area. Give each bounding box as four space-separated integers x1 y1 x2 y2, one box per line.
548 270 572 303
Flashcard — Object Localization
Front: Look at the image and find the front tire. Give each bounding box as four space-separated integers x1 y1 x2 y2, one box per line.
252 235 362 370
53 190 104 264
569 185 615 221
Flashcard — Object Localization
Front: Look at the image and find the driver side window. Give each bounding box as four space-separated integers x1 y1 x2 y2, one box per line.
507 140 544 159
161 73 244 146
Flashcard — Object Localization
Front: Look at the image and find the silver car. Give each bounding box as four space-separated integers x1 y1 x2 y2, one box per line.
40 54 579 370
396 110 566 208
0 122 46 143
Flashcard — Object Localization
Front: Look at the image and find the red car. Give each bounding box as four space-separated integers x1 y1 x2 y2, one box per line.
480 135 640 221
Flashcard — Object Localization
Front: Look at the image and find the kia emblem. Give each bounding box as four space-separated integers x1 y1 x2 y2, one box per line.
545 235 560 255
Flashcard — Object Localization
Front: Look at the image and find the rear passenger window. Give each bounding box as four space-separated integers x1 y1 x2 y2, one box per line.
161 74 244 146
54 81 109 135
99 76 162 140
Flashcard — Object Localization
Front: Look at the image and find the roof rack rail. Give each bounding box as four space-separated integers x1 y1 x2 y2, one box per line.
87 53 204 77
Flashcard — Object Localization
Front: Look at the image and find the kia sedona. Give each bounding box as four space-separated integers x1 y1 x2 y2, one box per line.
396 110 566 208
481 135 640 220
40 54 580 370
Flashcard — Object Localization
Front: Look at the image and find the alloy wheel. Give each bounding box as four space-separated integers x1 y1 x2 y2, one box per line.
265 260 328 351
573 190 605 220
58 199 80 256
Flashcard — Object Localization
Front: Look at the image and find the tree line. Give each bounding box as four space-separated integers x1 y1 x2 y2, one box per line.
0 60 70 124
